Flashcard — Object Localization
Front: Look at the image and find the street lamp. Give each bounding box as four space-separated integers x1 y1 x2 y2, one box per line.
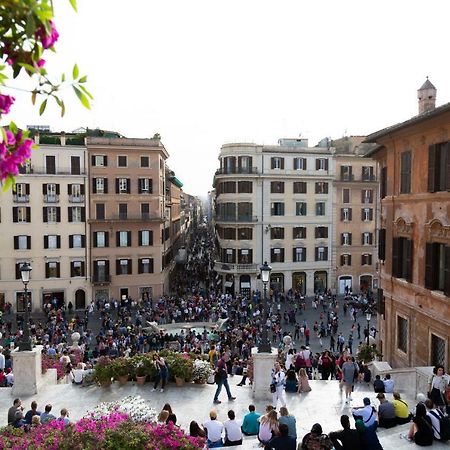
258 261 272 353
365 308 372 346
18 262 32 351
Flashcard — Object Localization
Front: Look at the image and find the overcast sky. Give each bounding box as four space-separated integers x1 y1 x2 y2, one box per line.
5 0 450 196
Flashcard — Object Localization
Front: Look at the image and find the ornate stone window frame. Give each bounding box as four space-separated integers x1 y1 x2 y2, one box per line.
393 217 414 238
425 219 450 245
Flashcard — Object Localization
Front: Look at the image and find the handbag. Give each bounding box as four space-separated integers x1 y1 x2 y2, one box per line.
270 383 276 393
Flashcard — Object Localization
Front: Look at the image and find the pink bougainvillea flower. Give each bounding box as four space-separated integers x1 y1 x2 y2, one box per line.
0 94 15 115
36 58 46 68
35 20 59 49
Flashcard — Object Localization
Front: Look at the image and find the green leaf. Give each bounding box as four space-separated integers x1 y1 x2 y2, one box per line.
73 86 91 109
18 63 36 74
73 64 79 79
25 13 36 37
31 91 37 105
69 0 78 11
9 121 18 135
61 73 66 82
2 175 14 192
60 100 66 117
39 99 47 115
78 75 87 83
78 84 94 100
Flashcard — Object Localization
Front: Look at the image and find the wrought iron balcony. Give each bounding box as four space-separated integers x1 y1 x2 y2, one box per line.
215 167 258 175
13 195 30 203
92 274 111 284
214 262 258 273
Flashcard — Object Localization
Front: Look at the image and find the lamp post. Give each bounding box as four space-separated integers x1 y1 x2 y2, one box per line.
258 261 272 353
18 262 32 351
365 308 372 346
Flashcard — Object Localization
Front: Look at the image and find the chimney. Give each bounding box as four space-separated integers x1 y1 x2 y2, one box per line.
417 78 436 114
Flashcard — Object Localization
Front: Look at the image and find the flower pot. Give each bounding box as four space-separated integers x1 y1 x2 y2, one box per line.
136 375 146 386
118 375 129 385
174 376 185 386
194 379 206 384
100 379 112 387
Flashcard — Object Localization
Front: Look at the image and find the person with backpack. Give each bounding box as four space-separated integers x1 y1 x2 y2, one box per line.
300 423 333 450
425 398 450 442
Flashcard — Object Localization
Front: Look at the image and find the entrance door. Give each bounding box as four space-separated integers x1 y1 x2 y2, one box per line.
75 289 86 310
339 276 352 295
120 288 129 301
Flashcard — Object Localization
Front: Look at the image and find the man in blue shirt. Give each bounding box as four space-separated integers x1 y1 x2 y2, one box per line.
241 404 261 436
265 423 296 450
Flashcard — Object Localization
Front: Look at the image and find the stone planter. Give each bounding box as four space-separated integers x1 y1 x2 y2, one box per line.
174 376 185 386
136 375 146 386
118 375 129 385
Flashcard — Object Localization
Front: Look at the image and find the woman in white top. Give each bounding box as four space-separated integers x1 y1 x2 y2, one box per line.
429 365 450 412
271 362 286 408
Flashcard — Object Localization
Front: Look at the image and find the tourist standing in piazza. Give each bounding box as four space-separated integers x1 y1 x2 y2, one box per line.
271 361 286 408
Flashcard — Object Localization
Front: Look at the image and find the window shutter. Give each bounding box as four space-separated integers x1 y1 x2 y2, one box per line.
116 179 119 193
377 288 385 317
138 259 142 274
349 209 352 221
340 209 344 221
361 209 365 221
405 239 413 282
45 263 49 278
93 261 98 278
56 184 60 195
444 246 450 297
68 207 72 222
68 184 71 195
105 232 109 247
281 158 284 169
80 184 85 195
91 155 95 166
369 209 373 221
149 230 153 245
340 254 344 266
368 254 373 265
138 179 142 194
25 184 30 195
380 166 387 198
446 144 450 191
341 234 344 245
92 178 97 194
16 263 21 279
149 258 154 273
14 236 19 249
116 260 120 275
361 233 365 245
315 247 319 260
378 229 386 260
70 262 75 277
292 248 296 262
69 235 73 248
127 231 131 246
348 255 351 265
324 247 328 260
26 207 31 222
349 234 352 245
43 207 47 222
369 233 373 245
149 179 152 194
325 159 329 170
42 184 47 195
315 159 320 170
138 231 142 246
104 178 108 193
81 235 85 248
392 237 400 277
80 261 85 277
425 243 434 289
428 144 436 193
128 259 132 274
126 179 131 194
81 207 85 222
92 233 97 248
104 156 108 166
271 158 275 169
44 235 49 248
116 231 120 247
56 263 60 278
105 260 110 278
56 207 60 222
57 235 61 248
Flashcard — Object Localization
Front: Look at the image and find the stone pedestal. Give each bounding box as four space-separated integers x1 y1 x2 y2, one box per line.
12 345 43 396
251 347 278 401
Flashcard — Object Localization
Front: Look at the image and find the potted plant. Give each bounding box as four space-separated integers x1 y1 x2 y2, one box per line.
192 359 213 384
111 357 131 385
132 354 156 385
356 344 383 363
93 356 114 386
170 353 194 386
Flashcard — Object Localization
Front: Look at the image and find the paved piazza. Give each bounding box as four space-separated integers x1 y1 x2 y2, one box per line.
1 378 449 448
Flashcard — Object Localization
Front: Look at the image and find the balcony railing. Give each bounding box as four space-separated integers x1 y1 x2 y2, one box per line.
13 195 30 203
339 174 377 182
69 195 85 203
91 214 163 222
43 194 59 203
27 167 87 175
215 215 258 223
214 262 258 273
92 274 111 284
215 167 258 175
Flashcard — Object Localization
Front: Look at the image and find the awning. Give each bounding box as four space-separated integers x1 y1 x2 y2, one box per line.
240 282 251 288
224 281 233 287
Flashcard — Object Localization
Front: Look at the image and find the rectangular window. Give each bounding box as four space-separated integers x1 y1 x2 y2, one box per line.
117 231 131 247
397 316 408 354
342 188 350 204
14 235 31 250
118 203 127 219
238 228 252 240
428 142 450 192
293 182 307 194
140 156 149 168
340 165 353 181
238 249 253 264
293 247 306 262
431 334 446 367
139 230 153 246
270 247 285 263
138 178 152 194
293 157 307 170
71 261 85 277
362 208 373 221
45 261 60 278
223 228 236 240
293 227 306 239
361 189 374 204
425 243 450 295
141 203 149 219
270 181 284 193
340 254 352 266
400 151 412 194
237 181 252 193
117 178 130 194
69 183 83 202
315 226 328 239
223 248 235 263
362 166 374 181
94 260 109 282
341 232 352 246
69 206 84 222
315 182 328 194
361 253 373 265
92 155 107 167
271 202 285 216
96 203 105 220
315 246 328 261
295 202 307 216
378 228 386 261
45 206 60 223
316 158 328 171
362 232 373 245
13 206 31 223
94 177 107 194
46 155 56 174
44 235 60 249
117 155 127 167
94 231 108 248
43 183 59 202
69 234 84 248
237 202 252 220
341 208 352 221
116 259 132 275
271 157 284 169
71 156 81 175
238 155 252 173
13 183 30 202
138 258 154 274
270 227 285 240
315 202 325 216
392 237 413 282
220 181 236 194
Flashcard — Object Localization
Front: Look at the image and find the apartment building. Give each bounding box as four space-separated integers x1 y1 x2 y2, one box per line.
332 137 378 295
0 130 89 312
365 79 450 368
87 133 170 302
213 138 334 296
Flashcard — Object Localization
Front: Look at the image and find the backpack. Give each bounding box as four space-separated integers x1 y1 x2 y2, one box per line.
302 433 333 450
429 410 450 441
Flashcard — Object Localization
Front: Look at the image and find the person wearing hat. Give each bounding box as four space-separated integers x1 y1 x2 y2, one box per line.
352 397 377 429
300 423 333 449
376 393 397 428
203 409 224 448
